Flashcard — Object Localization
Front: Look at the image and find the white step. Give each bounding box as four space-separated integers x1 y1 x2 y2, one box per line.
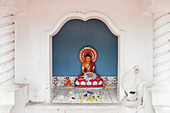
26 103 137 113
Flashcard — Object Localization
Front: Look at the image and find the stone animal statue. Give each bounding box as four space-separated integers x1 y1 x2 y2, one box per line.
122 65 144 108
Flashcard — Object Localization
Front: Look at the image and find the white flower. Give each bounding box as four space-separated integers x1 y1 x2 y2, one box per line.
81 81 85 85
76 81 79 85
87 81 91 85
99 81 103 85
93 81 97 85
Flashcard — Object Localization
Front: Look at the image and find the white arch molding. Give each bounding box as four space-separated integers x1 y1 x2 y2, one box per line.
45 11 125 103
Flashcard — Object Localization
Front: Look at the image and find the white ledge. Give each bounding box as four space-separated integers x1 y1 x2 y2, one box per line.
26 102 123 109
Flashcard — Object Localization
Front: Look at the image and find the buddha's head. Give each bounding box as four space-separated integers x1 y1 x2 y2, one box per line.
85 53 91 62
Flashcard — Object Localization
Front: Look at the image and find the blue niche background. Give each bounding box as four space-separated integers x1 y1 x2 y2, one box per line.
52 19 118 77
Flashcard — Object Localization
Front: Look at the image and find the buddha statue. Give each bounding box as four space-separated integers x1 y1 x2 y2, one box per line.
78 53 100 79
75 47 103 88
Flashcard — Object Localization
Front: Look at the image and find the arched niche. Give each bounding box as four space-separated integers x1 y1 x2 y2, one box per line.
45 11 125 103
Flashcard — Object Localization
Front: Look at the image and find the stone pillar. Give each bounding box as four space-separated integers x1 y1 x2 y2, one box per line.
0 10 18 91
150 11 170 113
152 12 170 88
0 1 19 113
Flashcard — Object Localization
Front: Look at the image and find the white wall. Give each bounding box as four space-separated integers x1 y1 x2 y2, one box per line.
15 0 153 102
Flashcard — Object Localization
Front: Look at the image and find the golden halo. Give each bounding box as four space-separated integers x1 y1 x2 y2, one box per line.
79 47 97 63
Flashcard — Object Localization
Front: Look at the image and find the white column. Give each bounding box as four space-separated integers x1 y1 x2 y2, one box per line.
0 1 20 112
150 11 170 113
0 10 18 91
0 0 20 93
152 12 170 88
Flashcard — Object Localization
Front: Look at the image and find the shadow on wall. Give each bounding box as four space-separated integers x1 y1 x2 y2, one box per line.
52 19 118 77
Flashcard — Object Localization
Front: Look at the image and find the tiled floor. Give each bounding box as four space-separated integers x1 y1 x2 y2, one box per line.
52 87 118 103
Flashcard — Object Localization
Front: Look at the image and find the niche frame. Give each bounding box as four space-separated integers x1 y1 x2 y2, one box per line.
45 11 125 103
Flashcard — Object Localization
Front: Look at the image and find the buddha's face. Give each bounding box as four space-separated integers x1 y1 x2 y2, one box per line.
85 56 91 62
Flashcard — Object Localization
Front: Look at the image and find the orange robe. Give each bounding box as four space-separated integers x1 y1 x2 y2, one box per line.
78 62 100 79
64 79 72 86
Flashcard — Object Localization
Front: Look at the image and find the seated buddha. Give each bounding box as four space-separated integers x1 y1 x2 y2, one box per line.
78 53 100 79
